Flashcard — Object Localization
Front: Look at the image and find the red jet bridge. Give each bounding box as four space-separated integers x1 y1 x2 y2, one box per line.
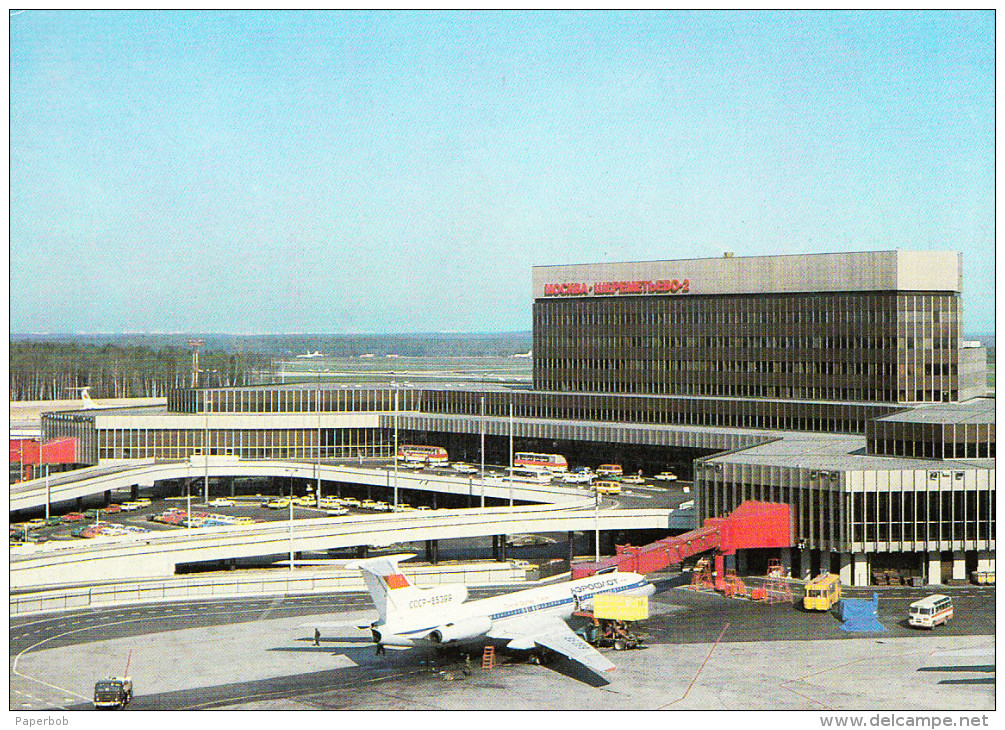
572 500 792 590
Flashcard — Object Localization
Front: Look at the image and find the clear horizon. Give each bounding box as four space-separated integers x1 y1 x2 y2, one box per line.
10 11 995 335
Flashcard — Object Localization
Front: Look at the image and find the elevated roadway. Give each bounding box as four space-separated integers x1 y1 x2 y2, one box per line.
10 457 589 513
10 502 673 589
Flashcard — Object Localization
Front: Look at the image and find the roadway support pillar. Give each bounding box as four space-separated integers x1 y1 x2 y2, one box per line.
736 549 747 575
498 535 507 562
852 553 869 587
130 484 139 500
356 545 369 559
425 540 439 565
779 548 792 578
103 490 111 506
76 496 83 510
230 477 235 498
927 551 941 585
952 551 966 581
839 553 852 585
799 549 812 580
977 551 993 572
567 532 575 567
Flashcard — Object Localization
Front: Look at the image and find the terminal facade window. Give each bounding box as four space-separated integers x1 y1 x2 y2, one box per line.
533 291 967 404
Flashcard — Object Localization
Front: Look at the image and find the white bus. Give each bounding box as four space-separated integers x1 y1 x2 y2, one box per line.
510 466 554 483
514 452 568 472
396 445 449 466
908 595 953 629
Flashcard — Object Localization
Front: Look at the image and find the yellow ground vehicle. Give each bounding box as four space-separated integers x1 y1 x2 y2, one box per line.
593 480 622 495
803 573 841 611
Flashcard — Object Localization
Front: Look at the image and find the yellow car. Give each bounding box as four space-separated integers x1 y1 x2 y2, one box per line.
360 500 378 510
233 517 256 525
394 504 416 512
266 499 291 510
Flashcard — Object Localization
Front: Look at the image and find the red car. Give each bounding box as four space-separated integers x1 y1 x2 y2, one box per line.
62 512 86 523
104 504 122 514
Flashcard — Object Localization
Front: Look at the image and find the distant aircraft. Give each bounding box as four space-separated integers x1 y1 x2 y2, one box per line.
296 351 326 359
304 554 654 678
512 351 532 359
65 387 95 408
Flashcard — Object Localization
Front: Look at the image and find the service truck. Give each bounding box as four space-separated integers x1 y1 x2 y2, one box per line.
93 677 132 709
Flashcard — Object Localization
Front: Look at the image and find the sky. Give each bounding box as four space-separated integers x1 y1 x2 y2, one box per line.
9 10 995 335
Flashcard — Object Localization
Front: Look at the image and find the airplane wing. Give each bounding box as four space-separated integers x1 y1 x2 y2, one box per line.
489 616 615 676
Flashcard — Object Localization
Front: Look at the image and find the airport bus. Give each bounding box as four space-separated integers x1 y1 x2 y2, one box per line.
802 573 841 611
908 595 953 629
596 464 623 478
514 452 568 473
396 445 449 466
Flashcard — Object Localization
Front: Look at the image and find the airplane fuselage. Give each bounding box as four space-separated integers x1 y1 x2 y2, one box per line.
375 572 653 647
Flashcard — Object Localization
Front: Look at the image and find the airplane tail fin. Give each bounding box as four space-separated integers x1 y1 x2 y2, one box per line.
349 554 420 621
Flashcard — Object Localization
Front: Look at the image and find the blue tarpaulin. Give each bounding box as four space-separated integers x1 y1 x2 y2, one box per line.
838 592 887 632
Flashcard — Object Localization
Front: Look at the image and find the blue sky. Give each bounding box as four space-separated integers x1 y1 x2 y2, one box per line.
9 10 995 334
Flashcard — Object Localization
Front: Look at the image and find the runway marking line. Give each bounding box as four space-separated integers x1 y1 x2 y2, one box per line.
659 622 729 709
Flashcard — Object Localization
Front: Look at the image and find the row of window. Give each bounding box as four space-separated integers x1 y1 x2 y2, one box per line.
699 482 995 550
95 427 393 461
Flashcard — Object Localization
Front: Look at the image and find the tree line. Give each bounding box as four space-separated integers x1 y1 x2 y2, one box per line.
9 342 273 401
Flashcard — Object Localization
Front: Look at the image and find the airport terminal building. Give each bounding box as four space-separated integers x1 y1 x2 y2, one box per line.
41 251 994 585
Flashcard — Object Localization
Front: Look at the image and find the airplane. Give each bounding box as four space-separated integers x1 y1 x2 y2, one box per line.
304 554 654 678
296 350 326 359
64 387 96 408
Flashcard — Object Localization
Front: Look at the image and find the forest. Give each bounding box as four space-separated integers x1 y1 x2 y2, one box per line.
9 342 272 400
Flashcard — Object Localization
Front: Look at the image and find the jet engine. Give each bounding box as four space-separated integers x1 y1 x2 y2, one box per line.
425 616 492 644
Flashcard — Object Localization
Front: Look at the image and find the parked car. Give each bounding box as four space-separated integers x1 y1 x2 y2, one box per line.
266 499 291 510
325 508 349 517
340 497 361 507
451 462 478 473
26 518 47 530
371 501 392 512
63 512 86 522
207 498 236 507
103 504 122 514
654 472 678 482
360 499 378 510
118 502 142 511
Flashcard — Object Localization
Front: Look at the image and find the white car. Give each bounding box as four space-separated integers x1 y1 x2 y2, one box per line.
561 472 593 484
654 472 678 482
325 508 349 517
451 462 478 474
207 498 235 507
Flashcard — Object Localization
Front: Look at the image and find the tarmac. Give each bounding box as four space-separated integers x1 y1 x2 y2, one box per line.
12 595 994 711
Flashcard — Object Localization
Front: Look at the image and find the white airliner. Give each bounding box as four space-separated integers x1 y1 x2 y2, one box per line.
307 554 654 677
296 350 326 359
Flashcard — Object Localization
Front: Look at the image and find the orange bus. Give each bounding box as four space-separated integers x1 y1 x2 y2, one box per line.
396 445 449 465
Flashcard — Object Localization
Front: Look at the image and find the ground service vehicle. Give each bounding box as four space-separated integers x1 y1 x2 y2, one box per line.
593 480 622 495
803 573 842 611
514 452 568 472
396 444 449 465
908 595 954 628
93 677 132 709
597 464 623 478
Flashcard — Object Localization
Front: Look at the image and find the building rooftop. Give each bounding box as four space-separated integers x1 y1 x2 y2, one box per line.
873 397 995 426
706 431 994 472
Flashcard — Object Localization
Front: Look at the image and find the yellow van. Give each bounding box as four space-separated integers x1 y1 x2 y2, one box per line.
803 573 841 611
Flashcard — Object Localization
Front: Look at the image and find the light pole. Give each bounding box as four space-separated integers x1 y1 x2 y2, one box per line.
315 378 322 508
393 387 399 509
186 462 192 531
288 468 295 573
203 392 209 504
44 462 50 521
595 491 600 563
508 400 514 507
480 396 485 509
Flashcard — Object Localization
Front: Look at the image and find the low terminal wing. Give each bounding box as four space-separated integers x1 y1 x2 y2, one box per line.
490 616 615 676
